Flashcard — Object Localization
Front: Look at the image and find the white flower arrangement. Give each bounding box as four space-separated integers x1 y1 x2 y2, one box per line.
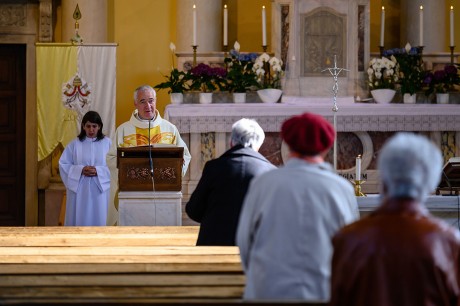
367 56 399 90
253 53 284 89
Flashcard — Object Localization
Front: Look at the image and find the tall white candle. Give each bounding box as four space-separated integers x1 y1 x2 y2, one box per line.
450 6 455 47
262 6 267 46
193 4 197 46
356 155 362 181
223 4 228 46
419 5 424 46
380 6 385 47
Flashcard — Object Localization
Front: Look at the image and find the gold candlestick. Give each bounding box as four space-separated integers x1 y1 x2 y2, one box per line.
192 45 198 67
353 180 367 197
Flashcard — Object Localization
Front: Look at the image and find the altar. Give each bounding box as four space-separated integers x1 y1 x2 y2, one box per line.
165 100 460 206
358 195 460 229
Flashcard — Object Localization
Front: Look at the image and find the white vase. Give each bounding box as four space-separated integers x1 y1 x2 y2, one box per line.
403 93 416 104
199 92 213 104
233 92 246 104
170 93 183 104
436 93 449 104
370 89 396 104
257 88 283 103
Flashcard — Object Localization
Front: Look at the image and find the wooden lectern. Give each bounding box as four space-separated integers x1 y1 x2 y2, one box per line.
117 146 184 192
437 157 460 195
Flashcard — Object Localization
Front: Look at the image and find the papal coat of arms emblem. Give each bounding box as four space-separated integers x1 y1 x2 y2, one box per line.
62 73 91 119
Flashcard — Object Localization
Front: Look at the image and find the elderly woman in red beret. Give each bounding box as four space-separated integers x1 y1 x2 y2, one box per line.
236 112 359 303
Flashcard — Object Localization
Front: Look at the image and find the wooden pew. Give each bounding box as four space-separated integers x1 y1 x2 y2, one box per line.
0 226 245 304
0 226 199 247
0 227 327 305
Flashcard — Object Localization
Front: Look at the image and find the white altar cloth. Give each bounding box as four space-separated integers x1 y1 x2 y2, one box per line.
164 103 460 133
358 194 460 212
358 195 460 228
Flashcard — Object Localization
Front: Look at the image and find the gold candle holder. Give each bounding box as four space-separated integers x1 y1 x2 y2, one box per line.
192 45 198 67
353 180 367 197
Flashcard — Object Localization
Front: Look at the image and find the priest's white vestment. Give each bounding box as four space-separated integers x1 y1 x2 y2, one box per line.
109 109 191 176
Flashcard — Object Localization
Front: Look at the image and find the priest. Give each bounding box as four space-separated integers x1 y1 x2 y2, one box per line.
106 85 191 224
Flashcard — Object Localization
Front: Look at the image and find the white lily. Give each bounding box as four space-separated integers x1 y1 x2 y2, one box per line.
405 42 411 53
169 42 176 53
234 41 240 52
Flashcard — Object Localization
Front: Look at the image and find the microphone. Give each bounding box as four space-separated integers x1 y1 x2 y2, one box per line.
148 118 154 177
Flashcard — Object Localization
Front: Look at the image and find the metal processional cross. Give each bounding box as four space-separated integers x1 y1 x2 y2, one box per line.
321 55 349 170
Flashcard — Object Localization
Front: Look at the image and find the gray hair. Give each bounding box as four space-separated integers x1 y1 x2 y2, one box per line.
378 133 442 201
133 85 156 102
231 118 265 150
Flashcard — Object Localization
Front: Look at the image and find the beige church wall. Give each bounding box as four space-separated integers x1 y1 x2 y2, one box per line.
369 0 400 52
235 0 272 52
113 0 176 126
370 1 460 53
112 0 272 126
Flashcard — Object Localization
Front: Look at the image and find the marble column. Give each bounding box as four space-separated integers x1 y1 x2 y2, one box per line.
61 0 107 43
401 0 445 52
176 0 222 52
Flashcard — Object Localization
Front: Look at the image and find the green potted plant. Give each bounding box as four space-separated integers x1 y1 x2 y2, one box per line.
367 56 399 103
153 42 191 104
189 63 227 104
154 68 190 104
252 53 284 103
224 44 258 103
383 43 424 103
422 64 460 104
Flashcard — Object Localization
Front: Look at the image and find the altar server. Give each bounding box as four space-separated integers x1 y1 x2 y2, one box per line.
330 133 460 306
237 112 359 302
186 118 276 245
59 111 112 226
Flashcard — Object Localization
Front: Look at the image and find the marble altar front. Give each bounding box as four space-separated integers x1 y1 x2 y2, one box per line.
165 101 460 201
358 195 460 229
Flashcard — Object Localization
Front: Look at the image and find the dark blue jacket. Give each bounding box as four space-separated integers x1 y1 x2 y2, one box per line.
186 144 276 245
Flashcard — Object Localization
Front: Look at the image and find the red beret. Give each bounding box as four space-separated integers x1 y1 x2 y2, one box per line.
281 113 335 155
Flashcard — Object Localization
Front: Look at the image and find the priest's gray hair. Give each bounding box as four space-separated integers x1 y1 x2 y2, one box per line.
231 118 265 150
378 133 442 201
133 85 156 102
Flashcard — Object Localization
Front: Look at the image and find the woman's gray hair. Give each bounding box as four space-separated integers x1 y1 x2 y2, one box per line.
133 85 156 102
231 118 265 150
378 133 442 201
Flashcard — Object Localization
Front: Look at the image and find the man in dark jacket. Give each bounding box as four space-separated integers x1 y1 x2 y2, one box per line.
185 118 276 246
330 133 460 306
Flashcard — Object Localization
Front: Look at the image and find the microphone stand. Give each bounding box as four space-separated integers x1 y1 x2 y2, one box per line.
148 118 154 177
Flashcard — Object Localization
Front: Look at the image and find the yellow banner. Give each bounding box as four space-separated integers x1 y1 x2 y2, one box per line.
36 45 78 161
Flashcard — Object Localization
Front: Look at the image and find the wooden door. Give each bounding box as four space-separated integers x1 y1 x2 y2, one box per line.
0 44 25 225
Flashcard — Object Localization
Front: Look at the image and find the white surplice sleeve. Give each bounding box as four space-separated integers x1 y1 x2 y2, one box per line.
59 140 84 193
94 138 112 193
